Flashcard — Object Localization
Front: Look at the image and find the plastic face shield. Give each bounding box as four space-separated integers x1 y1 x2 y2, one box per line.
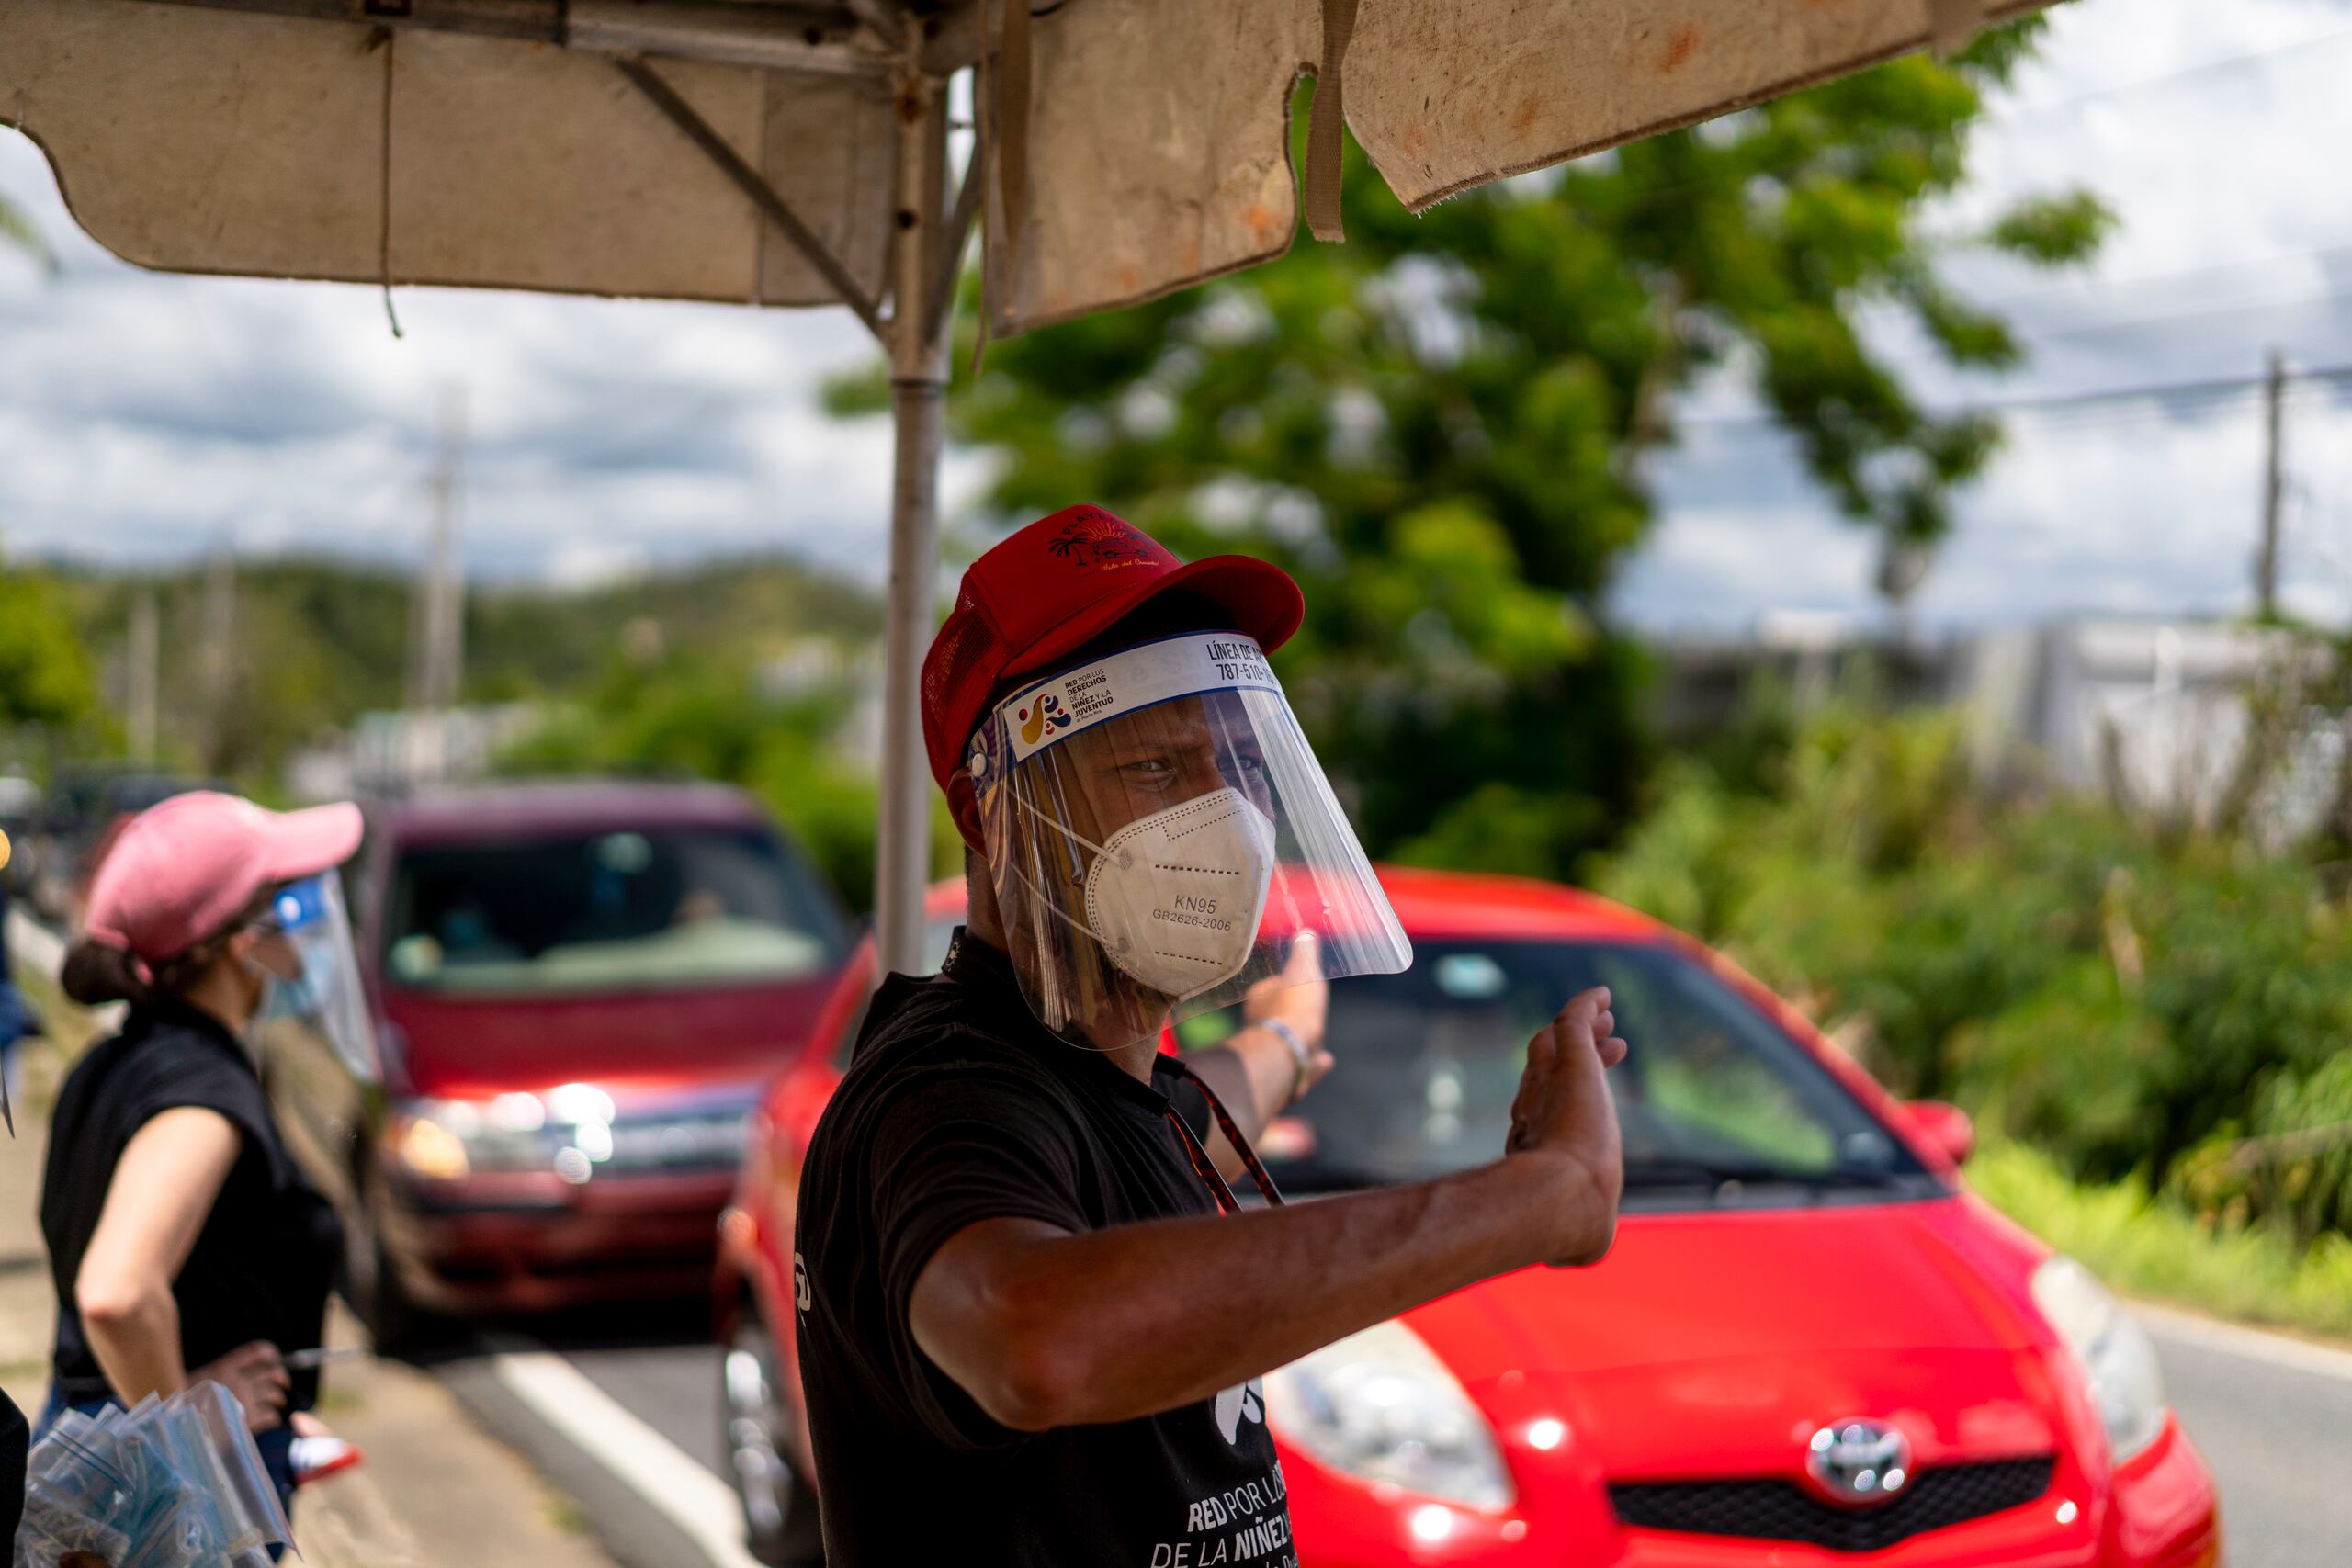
255 874 378 1081
967 630 1411 1049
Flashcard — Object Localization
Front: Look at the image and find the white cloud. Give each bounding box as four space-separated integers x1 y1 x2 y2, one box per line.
2 0 2347 629
544 537 651 593
1634 0 2352 631
0 130 897 584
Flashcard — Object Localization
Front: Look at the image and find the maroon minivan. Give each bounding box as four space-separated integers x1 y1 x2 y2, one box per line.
262 780 848 1344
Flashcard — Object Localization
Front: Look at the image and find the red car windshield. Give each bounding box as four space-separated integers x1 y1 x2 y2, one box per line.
384 827 846 996
1178 939 1934 1204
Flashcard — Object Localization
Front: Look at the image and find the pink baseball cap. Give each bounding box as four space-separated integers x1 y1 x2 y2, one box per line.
84 791 364 964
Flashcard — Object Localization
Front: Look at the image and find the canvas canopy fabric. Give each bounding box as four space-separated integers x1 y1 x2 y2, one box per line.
0 0 2045 335
0 1 897 307
991 0 2044 333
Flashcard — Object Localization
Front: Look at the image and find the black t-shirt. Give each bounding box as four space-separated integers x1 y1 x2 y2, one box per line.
796 930 1296 1568
41 1000 343 1408
0 1387 24 1546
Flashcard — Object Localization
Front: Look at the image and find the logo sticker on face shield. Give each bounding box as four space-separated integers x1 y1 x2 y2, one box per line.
995 633 1283 764
1017 694 1072 746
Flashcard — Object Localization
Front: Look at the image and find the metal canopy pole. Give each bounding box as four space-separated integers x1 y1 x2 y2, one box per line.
875 26 951 978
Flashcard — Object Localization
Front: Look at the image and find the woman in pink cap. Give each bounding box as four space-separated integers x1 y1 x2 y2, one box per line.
37 790 365 1522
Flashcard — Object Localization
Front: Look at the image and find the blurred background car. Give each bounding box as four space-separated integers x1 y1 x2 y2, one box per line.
263 779 851 1347
0 773 40 896
29 765 221 924
713 868 2221 1568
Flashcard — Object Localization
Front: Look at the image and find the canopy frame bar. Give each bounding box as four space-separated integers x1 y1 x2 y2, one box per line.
924 147 983 345
140 0 890 77
615 53 887 335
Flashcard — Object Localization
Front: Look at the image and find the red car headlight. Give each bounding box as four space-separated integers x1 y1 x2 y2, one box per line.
2032 1256 2169 1463
1263 1319 1513 1510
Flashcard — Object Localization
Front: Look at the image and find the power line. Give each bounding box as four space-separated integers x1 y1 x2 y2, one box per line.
2001 284 2352 344
1996 24 2352 121
1575 24 2352 218
1980 360 2352 413
1679 375 2352 446
1681 359 2352 434
1968 240 2352 311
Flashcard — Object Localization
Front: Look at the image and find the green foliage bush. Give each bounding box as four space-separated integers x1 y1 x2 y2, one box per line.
0 560 98 734
1971 1139 2352 1340
1593 694 2352 1235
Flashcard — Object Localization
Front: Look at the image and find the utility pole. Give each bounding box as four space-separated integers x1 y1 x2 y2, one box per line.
199 541 236 772
406 388 468 783
127 590 158 763
2256 347 2286 620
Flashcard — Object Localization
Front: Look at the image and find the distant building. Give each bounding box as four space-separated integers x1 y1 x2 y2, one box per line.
1652 611 1959 740
1962 619 2336 843
757 637 884 773
1656 615 2343 845
285 705 542 802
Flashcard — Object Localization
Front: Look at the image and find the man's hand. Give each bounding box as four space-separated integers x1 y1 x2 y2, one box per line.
1239 930 1332 1105
1506 987 1626 1268
192 1340 290 1431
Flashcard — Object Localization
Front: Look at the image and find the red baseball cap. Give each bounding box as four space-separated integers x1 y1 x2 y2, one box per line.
922 503 1303 851
85 791 364 964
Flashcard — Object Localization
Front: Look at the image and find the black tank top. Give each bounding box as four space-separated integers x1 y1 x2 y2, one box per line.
41 1000 342 1408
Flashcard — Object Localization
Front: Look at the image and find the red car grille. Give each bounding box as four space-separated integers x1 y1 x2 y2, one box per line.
1609 1456 2056 1552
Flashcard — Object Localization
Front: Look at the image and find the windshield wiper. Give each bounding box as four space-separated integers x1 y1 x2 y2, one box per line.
1623 1157 1900 1192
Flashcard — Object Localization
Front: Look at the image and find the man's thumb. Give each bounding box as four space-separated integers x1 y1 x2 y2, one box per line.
1286 929 1324 981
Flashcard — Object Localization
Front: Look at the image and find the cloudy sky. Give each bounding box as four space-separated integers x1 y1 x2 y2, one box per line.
5 0 2352 629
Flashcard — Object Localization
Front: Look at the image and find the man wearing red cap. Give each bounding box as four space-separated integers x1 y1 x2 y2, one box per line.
794 505 1625 1566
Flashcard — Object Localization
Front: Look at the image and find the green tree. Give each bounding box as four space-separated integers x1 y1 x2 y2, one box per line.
49 553 880 795
0 558 97 729
850 22 2104 876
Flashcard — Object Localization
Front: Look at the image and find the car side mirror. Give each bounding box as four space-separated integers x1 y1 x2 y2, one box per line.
1904 1100 1974 1167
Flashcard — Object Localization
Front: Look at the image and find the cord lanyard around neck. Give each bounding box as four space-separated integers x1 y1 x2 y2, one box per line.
1161 1057 1286 1216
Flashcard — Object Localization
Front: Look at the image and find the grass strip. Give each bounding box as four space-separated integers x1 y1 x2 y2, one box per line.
1970 1138 2352 1343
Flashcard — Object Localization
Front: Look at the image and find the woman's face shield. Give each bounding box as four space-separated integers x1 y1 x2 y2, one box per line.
970 630 1410 1049
253 874 378 1079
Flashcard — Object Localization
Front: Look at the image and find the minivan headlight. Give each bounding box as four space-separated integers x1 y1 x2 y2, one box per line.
2030 1256 2168 1463
388 1089 751 1181
387 1097 548 1179
1262 1319 1511 1510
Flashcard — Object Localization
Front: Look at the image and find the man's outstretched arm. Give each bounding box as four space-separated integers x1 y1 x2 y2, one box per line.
910 989 1625 1432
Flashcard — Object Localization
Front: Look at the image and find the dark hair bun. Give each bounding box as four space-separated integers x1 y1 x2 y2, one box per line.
60 940 156 1008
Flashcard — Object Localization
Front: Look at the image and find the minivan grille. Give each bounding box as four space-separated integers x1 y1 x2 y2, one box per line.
1610 1456 2056 1552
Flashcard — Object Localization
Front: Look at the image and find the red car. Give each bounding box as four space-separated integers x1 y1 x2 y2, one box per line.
712 868 2222 1568
265 781 850 1343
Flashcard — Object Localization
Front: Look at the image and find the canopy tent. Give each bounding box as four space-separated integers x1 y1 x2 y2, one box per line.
0 0 2047 976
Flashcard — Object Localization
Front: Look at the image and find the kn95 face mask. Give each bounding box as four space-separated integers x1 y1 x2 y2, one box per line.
1020 784 1276 999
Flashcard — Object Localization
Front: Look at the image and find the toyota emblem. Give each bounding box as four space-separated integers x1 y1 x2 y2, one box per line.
1806 1419 1912 1505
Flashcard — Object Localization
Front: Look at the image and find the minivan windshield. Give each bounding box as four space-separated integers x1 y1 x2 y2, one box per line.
1180 938 1935 1207
385 827 846 996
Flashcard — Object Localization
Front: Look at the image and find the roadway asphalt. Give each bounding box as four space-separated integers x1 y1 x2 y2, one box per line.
2137 1310 2352 1564
443 1303 2348 1568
